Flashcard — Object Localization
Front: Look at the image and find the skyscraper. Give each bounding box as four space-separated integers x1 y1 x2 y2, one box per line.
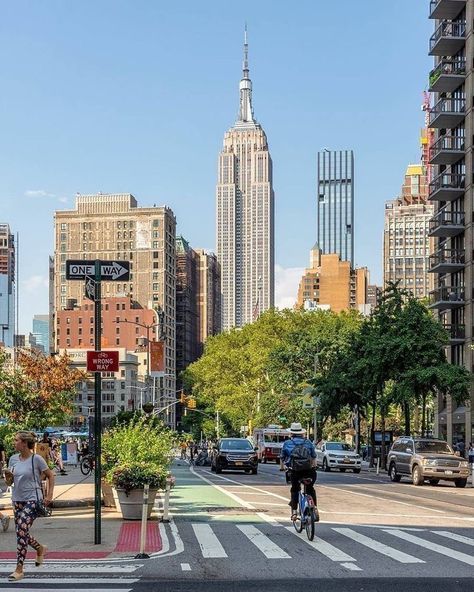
316 150 354 266
216 31 275 330
0 223 15 347
428 0 470 445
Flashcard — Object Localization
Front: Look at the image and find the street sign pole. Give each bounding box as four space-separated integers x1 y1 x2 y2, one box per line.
94 259 102 545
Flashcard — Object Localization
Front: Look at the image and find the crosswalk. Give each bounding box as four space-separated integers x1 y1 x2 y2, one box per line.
184 521 474 571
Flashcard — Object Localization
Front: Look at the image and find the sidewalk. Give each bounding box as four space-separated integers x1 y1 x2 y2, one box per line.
0 465 165 560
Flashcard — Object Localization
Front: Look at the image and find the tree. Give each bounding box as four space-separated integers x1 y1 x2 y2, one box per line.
0 348 86 429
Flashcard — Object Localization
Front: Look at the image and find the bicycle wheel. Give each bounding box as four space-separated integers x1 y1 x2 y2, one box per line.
80 456 93 476
293 503 303 533
305 506 315 541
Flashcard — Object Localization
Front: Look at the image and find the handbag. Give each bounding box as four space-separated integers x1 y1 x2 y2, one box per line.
32 454 52 517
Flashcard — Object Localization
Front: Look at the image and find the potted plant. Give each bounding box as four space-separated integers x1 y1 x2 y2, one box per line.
102 417 176 520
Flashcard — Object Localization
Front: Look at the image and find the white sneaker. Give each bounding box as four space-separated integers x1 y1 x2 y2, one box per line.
1 516 10 532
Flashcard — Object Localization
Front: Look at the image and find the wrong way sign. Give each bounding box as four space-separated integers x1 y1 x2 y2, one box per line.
87 351 119 372
66 260 130 281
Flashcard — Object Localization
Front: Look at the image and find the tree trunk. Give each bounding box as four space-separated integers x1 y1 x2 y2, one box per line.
369 402 376 468
421 393 426 437
380 409 387 470
404 401 411 436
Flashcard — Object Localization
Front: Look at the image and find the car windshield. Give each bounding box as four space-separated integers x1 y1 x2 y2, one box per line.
221 439 253 451
415 441 453 454
263 434 288 443
326 442 353 451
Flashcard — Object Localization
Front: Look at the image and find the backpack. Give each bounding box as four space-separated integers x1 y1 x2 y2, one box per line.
289 442 312 471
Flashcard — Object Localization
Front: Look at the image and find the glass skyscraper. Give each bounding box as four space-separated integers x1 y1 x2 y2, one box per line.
316 150 354 266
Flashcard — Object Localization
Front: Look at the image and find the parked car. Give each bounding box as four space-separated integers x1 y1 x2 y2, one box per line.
387 437 469 487
315 441 361 473
211 438 258 474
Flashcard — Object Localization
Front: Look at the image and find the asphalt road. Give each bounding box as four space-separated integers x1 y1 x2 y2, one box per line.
1 461 472 591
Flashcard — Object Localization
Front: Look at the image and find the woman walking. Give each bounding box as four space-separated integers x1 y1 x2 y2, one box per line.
4 431 55 582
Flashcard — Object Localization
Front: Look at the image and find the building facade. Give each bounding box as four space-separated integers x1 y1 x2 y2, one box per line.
317 150 354 266
0 224 15 347
383 164 434 298
296 245 368 313
195 249 221 354
32 314 49 353
216 33 275 330
53 193 177 426
427 0 472 445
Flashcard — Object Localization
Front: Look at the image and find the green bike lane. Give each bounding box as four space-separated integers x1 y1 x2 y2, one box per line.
169 460 268 524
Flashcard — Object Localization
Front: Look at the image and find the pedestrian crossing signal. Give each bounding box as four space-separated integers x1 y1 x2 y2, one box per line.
187 398 196 409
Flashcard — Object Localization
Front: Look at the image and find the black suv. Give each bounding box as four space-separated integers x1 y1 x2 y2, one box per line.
387 437 469 487
211 438 258 474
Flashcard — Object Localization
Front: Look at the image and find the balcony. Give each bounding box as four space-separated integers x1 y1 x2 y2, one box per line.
429 0 466 20
430 20 466 56
429 97 465 128
428 286 465 309
429 172 465 201
429 209 465 237
429 134 464 164
442 323 466 343
429 58 465 93
429 249 465 273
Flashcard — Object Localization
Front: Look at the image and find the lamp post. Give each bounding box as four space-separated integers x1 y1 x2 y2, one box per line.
125 385 148 410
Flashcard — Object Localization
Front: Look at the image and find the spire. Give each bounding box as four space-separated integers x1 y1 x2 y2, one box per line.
237 25 256 124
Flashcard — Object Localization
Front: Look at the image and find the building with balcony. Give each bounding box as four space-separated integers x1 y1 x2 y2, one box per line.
428 0 471 446
295 245 368 313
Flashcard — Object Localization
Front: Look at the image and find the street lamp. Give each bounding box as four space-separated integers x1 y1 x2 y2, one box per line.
125 385 148 410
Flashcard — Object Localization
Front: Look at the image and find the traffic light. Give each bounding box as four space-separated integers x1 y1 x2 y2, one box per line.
187 398 196 409
179 391 187 404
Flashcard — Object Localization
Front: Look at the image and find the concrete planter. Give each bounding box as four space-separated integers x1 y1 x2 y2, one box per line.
115 488 158 520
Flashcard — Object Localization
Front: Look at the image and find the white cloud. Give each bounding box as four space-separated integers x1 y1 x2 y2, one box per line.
275 264 304 310
22 275 49 293
58 196 68 203
24 189 55 198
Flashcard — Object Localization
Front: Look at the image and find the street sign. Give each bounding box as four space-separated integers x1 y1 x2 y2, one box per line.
302 393 314 409
87 351 119 373
84 276 96 302
66 260 130 281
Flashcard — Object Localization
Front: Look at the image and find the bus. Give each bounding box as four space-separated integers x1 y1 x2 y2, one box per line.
253 425 290 463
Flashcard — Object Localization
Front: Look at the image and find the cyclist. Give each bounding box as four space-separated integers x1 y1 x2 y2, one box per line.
280 422 319 523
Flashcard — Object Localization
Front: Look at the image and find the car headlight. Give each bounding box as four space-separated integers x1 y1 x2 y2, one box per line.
423 459 437 466
328 454 338 458
460 461 468 468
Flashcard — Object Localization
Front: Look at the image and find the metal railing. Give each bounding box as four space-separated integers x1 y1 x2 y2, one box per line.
430 97 465 124
429 286 465 304
429 57 466 86
442 323 465 339
429 172 465 195
430 20 466 51
429 249 465 267
429 209 465 232
430 134 464 157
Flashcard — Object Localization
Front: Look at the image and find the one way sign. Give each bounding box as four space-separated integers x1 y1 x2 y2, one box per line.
66 260 130 281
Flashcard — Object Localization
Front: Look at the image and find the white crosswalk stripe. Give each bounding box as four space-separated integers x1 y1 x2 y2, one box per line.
286 526 357 563
433 530 474 547
237 525 290 558
192 523 228 557
333 527 424 564
385 529 474 566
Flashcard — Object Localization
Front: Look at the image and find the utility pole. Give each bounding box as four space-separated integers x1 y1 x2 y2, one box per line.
216 410 220 438
93 259 102 546
313 354 319 442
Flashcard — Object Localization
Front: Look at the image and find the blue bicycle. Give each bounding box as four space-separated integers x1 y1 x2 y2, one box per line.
292 476 317 541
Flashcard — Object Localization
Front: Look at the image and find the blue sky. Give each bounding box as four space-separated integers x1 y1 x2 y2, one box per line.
0 0 432 333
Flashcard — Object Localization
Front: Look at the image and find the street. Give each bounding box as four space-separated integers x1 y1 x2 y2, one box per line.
0 460 473 591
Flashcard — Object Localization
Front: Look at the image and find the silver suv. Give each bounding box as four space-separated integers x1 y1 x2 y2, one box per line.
387 437 469 488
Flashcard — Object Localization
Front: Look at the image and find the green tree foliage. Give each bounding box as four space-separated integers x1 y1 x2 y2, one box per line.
0 348 86 429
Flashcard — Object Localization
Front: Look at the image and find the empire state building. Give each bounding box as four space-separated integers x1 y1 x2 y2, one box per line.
216 32 275 330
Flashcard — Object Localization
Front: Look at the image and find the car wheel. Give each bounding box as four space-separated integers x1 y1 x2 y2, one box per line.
323 458 330 472
389 462 401 482
263 457 267 464
275 459 279 464
412 465 424 486
215 467 222 474
455 478 467 488
211 464 216 472
353 469 361 474
339 468 346 472
252 468 258 475
429 479 439 486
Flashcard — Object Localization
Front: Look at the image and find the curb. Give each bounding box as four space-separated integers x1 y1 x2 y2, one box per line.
1 498 98 510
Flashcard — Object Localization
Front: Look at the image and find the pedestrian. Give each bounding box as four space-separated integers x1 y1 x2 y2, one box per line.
4 430 55 582
468 442 474 466
457 439 465 459
0 440 10 532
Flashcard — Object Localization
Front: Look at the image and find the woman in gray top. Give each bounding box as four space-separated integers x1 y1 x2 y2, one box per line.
4 431 55 582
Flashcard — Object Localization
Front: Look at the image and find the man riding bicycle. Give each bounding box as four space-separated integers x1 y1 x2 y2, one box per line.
280 422 319 523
